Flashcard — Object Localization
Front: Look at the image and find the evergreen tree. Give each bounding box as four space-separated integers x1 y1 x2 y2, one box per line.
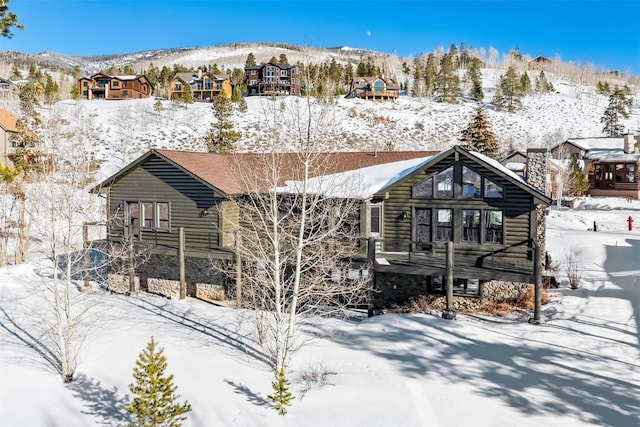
0 0 24 38
268 368 294 416
126 337 192 427
269 56 278 64
600 85 632 136
459 106 500 157
596 80 611 96
122 65 136 75
245 52 257 67
434 53 461 103
567 156 589 196
423 53 437 97
464 57 483 101
520 71 532 95
411 55 424 97
534 70 554 94
204 92 241 153
493 65 523 112
182 84 193 106
278 53 289 64
44 73 59 105
210 63 222 74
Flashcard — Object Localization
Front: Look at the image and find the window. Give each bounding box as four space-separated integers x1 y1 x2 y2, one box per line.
142 202 154 228
175 83 182 90
435 166 454 198
462 209 480 243
113 81 119 87
462 166 481 198
484 178 504 198
131 201 170 231
414 177 433 197
370 205 381 236
453 278 480 295
484 211 503 244
123 81 128 87
429 275 443 292
126 201 140 238
123 90 128 96
626 164 636 183
83 81 88 87
82 90 88 96
415 208 431 248
435 209 452 241
157 203 169 229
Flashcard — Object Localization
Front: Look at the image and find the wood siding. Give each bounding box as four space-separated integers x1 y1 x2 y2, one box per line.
378 152 534 268
106 155 230 255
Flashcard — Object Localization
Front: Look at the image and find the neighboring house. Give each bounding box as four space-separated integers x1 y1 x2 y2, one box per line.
169 70 232 102
245 62 300 96
550 134 640 199
0 109 21 165
0 109 48 168
501 149 562 201
0 77 19 100
78 73 153 100
528 55 552 70
90 145 550 310
345 76 399 101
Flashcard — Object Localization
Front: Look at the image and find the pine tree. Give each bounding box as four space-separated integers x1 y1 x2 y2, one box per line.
0 0 24 38
182 84 193 106
434 53 461 103
567 156 589 196
245 52 257 67
459 106 500 157
268 368 294 416
520 71 532 95
278 53 289 64
600 85 632 136
10 64 21 79
411 55 424 97
423 53 437 97
464 57 483 101
493 65 523 112
535 70 554 94
204 92 241 153
596 80 611 96
126 337 192 427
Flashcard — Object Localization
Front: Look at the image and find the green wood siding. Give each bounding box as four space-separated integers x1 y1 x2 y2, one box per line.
106 155 225 253
379 152 534 264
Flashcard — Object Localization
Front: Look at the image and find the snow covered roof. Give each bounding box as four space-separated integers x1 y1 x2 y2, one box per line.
583 148 640 162
505 162 526 172
562 137 625 151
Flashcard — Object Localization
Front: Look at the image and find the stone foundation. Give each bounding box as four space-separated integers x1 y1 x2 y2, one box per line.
374 272 532 310
106 249 230 302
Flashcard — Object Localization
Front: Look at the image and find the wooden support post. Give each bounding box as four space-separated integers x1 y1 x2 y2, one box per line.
128 236 135 294
82 223 90 292
179 227 186 300
235 231 242 308
367 237 376 317
529 243 544 324
442 241 456 320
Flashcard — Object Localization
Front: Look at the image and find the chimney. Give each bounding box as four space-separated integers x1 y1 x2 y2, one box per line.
197 68 203 79
623 132 635 154
525 148 547 193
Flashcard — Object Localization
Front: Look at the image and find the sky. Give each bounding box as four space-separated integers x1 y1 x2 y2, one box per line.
1 0 639 76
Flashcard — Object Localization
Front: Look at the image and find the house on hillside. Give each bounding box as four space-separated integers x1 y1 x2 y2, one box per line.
0 109 49 167
90 146 550 311
78 73 153 100
528 55 552 70
345 76 399 101
169 71 232 102
245 62 300 96
550 134 640 199
0 77 19 100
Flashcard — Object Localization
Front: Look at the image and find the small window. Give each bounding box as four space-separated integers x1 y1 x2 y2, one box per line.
142 202 154 228
414 177 433 197
435 166 454 198
484 178 504 198
415 208 431 249
370 205 381 236
462 166 481 198
113 81 119 87
462 209 480 243
429 275 444 293
453 278 480 296
83 81 88 87
157 202 169 229
626 164 635 183
123 90 128 96
435 209 452 241
82 90 88 96
484 211 503 244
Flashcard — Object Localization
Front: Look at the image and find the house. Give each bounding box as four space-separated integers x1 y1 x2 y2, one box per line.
501 149 562 201
169 71 232 102
245 62 300 96
528 55 552 70
0 109 21 165
90 146 550 311
551 134 640 199
78 73 153 100
345 76 399 101
0 77 19 100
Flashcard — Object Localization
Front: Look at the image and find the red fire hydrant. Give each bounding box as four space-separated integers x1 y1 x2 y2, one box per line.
628 216 634 231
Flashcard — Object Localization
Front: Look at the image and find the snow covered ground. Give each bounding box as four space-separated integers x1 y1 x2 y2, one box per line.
0 196 638 427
